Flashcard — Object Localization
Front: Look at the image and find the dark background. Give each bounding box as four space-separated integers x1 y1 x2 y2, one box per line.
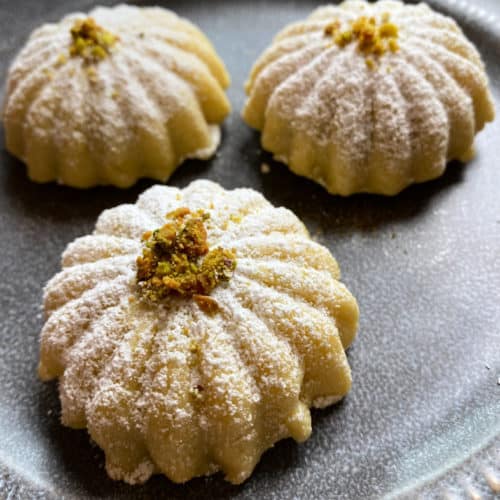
0 1 499 498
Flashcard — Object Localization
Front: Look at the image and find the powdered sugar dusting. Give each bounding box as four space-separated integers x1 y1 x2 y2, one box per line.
38 180 359 485
243 0 495 195
3 4 230 188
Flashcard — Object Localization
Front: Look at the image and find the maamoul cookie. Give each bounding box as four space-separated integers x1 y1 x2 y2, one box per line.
38 180 359 485
3 5 230 188
243 0 495 195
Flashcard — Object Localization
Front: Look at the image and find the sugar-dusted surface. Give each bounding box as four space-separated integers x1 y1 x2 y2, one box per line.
2 4 230 188
0 0 499 498
39 180 358 485
243 0 495 195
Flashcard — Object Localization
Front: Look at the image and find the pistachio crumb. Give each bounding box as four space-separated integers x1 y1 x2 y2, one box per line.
324 20 341 36
85 65 98 83
194 294 219 315
335 29 353 47
260 162 271 174
54 53 67 67
388 38 400 52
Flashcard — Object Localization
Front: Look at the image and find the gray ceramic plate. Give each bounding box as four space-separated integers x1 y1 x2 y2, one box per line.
0 0 499 498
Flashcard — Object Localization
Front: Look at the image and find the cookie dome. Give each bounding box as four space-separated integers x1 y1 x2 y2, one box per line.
3 5 230 188
38 180 359 485
243 0 495 196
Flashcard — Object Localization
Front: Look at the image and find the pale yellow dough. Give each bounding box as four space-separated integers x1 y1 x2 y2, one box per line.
243 0 495 196
3 5 230 188
38 180 359 485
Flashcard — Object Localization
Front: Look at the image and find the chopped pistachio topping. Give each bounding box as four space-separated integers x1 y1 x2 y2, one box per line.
193 294 220 315
324 13 399 68
69 17 118 63
136 208 237 307
54 53 68 67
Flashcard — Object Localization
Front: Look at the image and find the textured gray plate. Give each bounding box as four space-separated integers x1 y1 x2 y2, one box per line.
0 0 499 498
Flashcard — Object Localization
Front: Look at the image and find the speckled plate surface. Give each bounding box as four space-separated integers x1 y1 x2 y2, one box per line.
0 0 499 498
